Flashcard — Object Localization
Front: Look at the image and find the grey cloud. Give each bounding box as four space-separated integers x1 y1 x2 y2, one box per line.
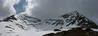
0 0 19 19
28 0 98 23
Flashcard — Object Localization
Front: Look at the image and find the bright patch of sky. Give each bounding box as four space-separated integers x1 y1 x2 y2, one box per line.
14 0 27 14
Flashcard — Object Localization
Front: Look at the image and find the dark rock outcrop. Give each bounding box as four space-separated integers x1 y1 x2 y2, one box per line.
2 15 17 22
43 28 98 36
54 29 61 31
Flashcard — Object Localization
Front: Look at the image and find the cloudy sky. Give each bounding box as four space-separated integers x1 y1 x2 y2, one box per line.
0 0 98 24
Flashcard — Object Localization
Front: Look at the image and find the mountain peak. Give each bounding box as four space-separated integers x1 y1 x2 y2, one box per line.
61 11 80 19
0 15 17 22
60 11 98 29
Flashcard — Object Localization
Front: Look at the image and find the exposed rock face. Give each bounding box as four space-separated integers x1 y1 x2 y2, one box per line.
43 28 98 36
1 15 17 22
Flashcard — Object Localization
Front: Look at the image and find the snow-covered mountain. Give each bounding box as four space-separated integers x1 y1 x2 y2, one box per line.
0 11 98 36
32 11 98 31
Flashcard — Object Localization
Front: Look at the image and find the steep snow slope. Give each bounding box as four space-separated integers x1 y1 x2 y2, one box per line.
0 22 57 36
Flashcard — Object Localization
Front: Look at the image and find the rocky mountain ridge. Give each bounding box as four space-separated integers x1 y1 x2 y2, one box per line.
0 11 98 36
